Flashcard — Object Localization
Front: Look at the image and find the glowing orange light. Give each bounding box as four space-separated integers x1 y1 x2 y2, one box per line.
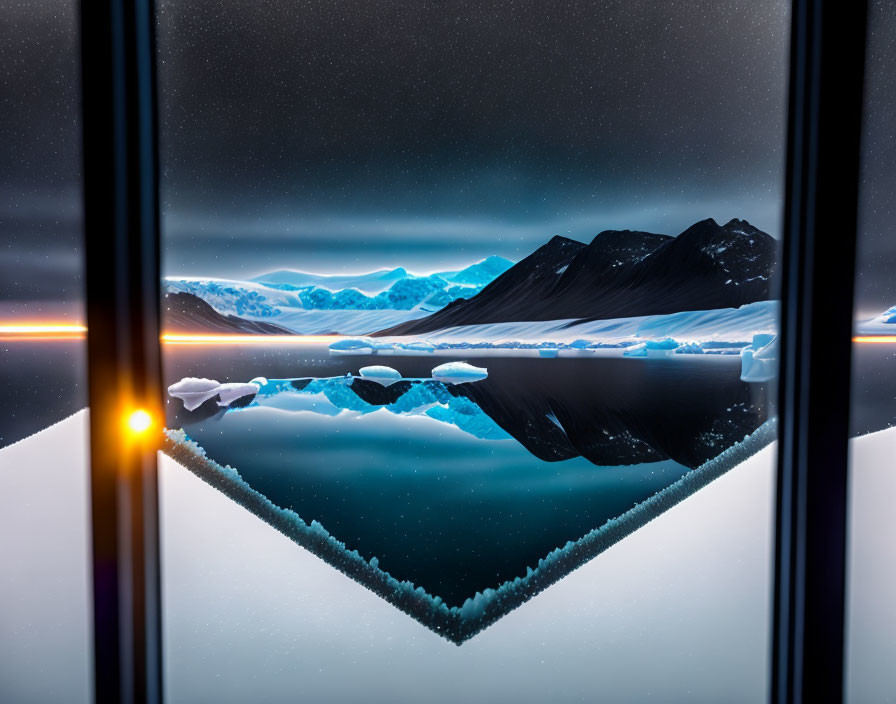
127 409 153 434
160 333 341 345
0 323 87 339
853 336 896 344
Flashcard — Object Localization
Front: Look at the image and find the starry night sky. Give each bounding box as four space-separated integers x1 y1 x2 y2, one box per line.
1 0 894 314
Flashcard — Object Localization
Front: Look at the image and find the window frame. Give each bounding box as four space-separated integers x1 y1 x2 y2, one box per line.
78 1 869 702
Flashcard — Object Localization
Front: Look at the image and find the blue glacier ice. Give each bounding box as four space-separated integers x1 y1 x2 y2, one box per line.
165 257 514 328
622 338 679 358
740 334 778 383
169 372 509 441
430 362 488 384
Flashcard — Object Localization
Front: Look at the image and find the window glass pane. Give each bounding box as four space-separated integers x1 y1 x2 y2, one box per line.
158 2 789 700
846 1 896 700
0 1 91 702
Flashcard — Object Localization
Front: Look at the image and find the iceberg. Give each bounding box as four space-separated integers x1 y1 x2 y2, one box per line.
623 338 679 358
740 334 778 383
358 366 403 386
329 337 376 355
215 383 261 407
430 362 488 384
167 378 223 411
398 340 435 354
168 377 260 411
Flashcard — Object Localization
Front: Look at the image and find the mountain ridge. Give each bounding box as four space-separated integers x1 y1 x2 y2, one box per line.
375 218 778 336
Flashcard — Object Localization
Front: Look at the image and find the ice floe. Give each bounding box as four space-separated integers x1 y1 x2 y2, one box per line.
622 338 679 358
430 362 488 384
358 366 403 386
740 334 779 383
167 377 261 411
329 337 376 355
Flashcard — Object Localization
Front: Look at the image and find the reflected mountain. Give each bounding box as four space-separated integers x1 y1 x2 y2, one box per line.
350 360 770 469
169 356 772 472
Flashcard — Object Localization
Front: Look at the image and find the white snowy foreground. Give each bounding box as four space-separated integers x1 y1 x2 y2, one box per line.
1 411 893 702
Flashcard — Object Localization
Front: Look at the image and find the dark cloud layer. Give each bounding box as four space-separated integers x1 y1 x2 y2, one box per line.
855 0 896 316
0 3 82 304
157 0 791 275
6 0 891 314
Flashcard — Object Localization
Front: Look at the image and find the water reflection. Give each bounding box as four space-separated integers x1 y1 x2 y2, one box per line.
164 349 774 633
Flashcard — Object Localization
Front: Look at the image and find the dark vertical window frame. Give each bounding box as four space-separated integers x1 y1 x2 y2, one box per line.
772 1 868 702
80 0 163 701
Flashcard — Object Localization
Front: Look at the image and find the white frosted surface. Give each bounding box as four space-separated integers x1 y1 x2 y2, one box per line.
0 411 92 704
3 411 893 702
159 438 778 702
846 428 896 703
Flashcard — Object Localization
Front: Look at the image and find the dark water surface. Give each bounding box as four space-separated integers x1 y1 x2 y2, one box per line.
164 346 775 604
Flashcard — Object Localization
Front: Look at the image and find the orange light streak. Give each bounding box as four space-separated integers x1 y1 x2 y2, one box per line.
160 333 341 345
0 323 87 334
853 335 896 344
0 323 87 341
2 323 895 346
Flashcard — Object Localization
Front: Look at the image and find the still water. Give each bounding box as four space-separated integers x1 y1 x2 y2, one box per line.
164 346 771 606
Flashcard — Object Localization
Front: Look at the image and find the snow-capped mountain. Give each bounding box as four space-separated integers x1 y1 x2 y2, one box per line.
252 255 513 294
855 304 896 336
377 219 778 336
163 256 514 335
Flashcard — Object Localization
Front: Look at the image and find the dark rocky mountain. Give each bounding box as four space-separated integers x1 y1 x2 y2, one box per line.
375 218 777 336
163 291 292 334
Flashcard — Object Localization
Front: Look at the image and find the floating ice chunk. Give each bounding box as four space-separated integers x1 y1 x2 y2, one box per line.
675 341 705 354
741 334 778 382
249 376 268 386
358 365 403 386
430 361 488 384
749 333 776 350
215 382 259 407
167 377 222 411
328 337 375 355
399 340 435 354
168 377 260 410
568 339 592 349
539 348 559 358
624 338 679 358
